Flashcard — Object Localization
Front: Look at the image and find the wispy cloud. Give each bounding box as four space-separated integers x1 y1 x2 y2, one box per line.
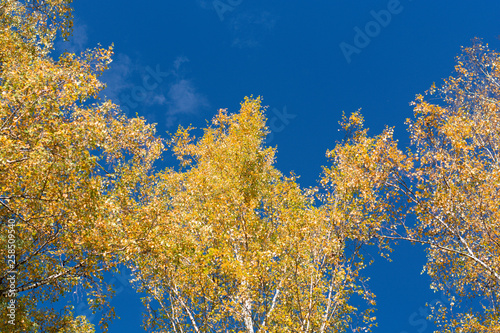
164 78 209 127
229 10 278 49
100 53 135 103
197 2 278 49
100 55 209 127
164 57 209 127
56 20 88 54
173 55 189 73
195 0 212 10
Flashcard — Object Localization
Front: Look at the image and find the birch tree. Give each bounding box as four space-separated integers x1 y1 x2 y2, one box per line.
0 1 164 331
131 97 376 332
325 40 500 332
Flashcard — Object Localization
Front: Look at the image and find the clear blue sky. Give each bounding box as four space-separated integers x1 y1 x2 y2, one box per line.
58 1 500 332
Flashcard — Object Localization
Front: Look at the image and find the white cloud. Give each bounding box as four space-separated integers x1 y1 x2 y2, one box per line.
173 56 189 72
166 79 209 119
100 55 209 127
100 53 135 104
196 0 212 10
56 20 88 54
196 1 279 49
161 57 210 127
229 10 278 49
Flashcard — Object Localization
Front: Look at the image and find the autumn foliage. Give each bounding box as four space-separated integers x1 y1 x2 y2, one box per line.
1 0 163 331
327 40 500 331
129 98 376 332
1 1 500 332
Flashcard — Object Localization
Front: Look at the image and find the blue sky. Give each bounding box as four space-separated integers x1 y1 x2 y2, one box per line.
58 1 500 332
